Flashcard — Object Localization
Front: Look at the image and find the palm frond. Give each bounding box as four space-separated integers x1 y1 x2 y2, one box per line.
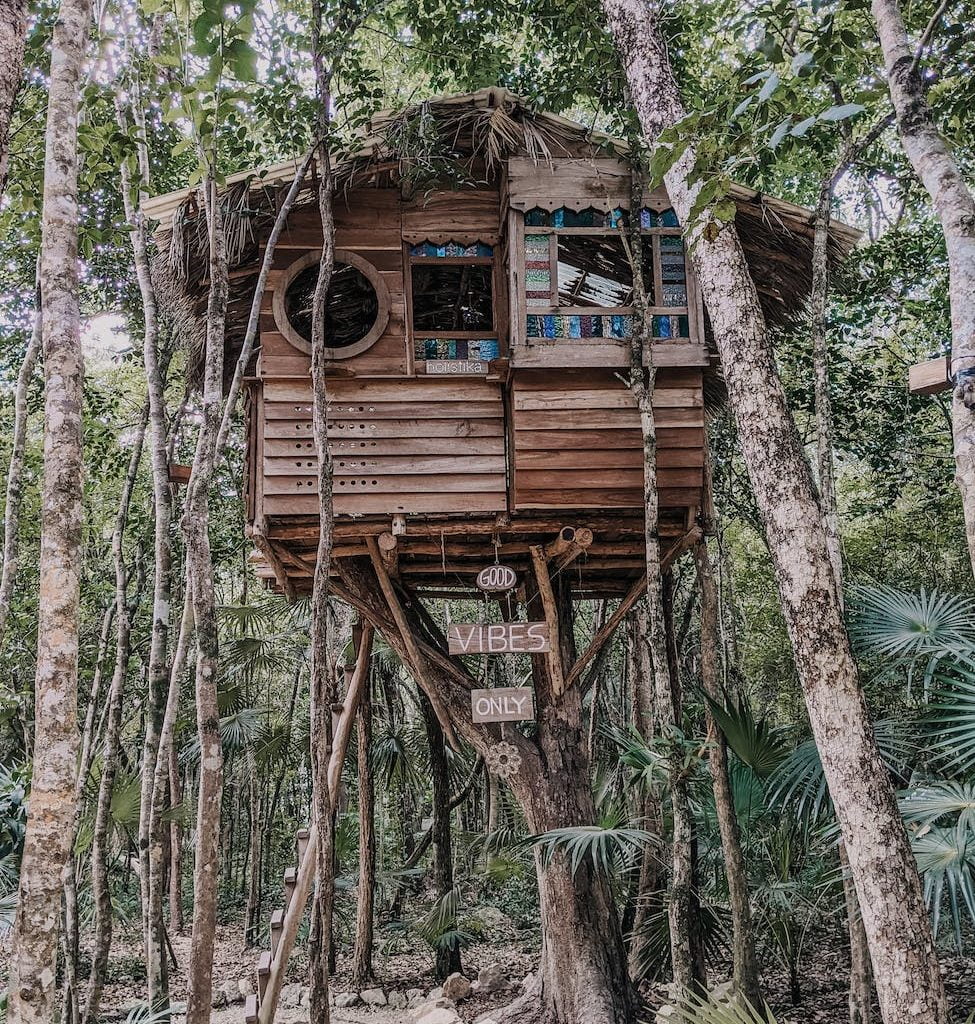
912 824 975 951
900 781 975 832
703 692 789 780
527 811 655 878
629 901 729 982
927 660 975 774
674 991 778 1024
848 586 975 663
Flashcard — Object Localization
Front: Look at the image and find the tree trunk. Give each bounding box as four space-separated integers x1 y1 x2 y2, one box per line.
419 690 462 979
336 557 640 1024
245 760 263 946
601 4 948 1020
695 540 761 1008
0 0 27 192
0 290 40 644
627 176 696 1000
169 742 185 935
351 678 376 988
7 0 90 1019
182 176 228 1024
870 0 975 580
84 411 147 1024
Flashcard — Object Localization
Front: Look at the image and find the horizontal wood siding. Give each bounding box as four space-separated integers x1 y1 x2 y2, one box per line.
511 368 704 511
260 378 507 517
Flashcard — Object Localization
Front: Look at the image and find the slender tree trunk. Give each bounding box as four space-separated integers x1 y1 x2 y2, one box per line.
870 0 975 579
0 0 27 192
245 760 263 946
627 170 695 1000
169 743 185 935
7 0 90 1018
695 540 761 1007
350 678 376 987
602 4 948 1020
182 177 228 1024
84 412 147 1024
419 691 462 979
0 291 40 644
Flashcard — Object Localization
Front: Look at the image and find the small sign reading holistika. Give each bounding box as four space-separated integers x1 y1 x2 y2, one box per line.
447 622 550 654
471 687 536 723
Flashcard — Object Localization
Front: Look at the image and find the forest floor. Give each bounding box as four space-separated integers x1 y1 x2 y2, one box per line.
5 923 974 1023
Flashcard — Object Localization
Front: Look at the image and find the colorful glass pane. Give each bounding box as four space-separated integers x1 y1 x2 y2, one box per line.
409 241 494 258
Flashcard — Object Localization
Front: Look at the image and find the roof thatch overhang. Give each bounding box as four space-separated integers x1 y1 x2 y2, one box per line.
145 87 861 386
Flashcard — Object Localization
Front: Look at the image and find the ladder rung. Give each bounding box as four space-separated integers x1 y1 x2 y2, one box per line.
284 866 297 905
245 994 259 1024
296 827 310 861
257 951 272 1000
270 909 284 955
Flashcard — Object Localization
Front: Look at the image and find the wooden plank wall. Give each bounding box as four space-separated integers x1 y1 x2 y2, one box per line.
511 368 704 510
260 378 507 517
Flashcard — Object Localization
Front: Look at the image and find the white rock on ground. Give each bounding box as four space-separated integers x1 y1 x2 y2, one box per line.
410 1007 463 1024
655 1005 679 1023
441 973 471 1002
360 988 388 1006
426 987 443 1001
334 991 361 1008
388 991 408 1008
475 963 507 995
406 989 426 1009
238 977 254 999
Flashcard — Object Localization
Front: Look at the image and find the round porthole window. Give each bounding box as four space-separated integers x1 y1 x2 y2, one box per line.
272 249 390 358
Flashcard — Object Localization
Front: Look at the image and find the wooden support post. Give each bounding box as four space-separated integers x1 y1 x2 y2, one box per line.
283 867 296 905
269 909 283 955
257 951 271 999
391 513 407 536
257 623 374 1024
552 527 594 574
245 995 259 1024
562 526 702 689
564 574 647 690
296 827 310 862
378 531 399 578
366 536 461 751
529 544 566 697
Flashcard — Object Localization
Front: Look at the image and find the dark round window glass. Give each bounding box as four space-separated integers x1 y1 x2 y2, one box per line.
284 261 379 348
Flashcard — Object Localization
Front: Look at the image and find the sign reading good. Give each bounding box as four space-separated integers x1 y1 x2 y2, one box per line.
447 622 550 655
471 687 536 723
476 564 518 593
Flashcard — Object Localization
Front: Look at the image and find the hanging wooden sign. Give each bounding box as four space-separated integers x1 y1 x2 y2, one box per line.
448 622 550 654
471 687 536 723
475 564 518 593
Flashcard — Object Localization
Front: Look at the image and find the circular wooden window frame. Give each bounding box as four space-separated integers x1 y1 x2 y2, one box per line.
272 249 390 358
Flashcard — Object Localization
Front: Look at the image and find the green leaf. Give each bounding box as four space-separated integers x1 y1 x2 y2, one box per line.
758 71 780 103
791 115 818 137
820 102 866 122
769 118 793 148
791 51 814 75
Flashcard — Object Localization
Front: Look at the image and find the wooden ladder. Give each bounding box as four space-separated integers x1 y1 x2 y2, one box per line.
246 623 375 1024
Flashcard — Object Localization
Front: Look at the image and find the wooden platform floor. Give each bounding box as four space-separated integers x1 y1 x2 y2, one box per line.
255 509 696 598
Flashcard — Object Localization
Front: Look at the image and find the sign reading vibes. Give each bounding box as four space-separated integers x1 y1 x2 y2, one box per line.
471 687 536 723
447 622 550 655
475 564 518 593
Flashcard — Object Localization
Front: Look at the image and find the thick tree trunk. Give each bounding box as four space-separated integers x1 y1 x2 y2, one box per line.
419 691 463 979
870 0 975 579
350 680 376 987
182 177 228 1024
7 0 91 1019
695 540 761 1008
0 0 27 192
602 4 948 1021
0 294 40 643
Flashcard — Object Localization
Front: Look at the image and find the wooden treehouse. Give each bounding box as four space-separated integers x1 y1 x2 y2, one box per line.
147 90 857 1022
148 89 856 602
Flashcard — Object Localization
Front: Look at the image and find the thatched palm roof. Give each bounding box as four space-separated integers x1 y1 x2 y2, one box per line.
145 87 860 383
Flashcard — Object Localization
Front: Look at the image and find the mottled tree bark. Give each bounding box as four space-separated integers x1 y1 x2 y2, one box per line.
695 540 761 1008
182 177 228 1024
350 679 376 987
7 0 91 1018
0 0 27 192
308 10 338 1013
601 3 948 1021
870 0 975 580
